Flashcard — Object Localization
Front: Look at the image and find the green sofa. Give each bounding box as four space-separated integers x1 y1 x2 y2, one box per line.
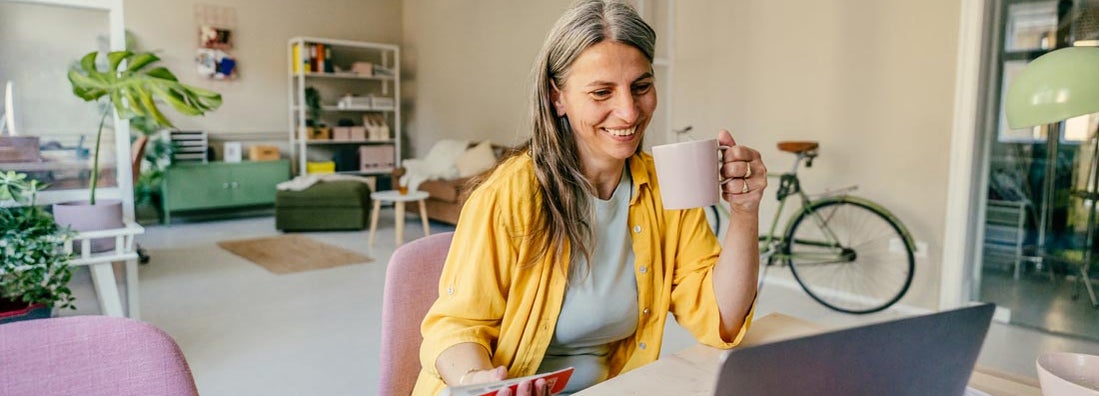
275 181 372 231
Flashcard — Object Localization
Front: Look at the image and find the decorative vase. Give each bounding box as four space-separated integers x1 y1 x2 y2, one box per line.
0 299 50 324
52 199 124 253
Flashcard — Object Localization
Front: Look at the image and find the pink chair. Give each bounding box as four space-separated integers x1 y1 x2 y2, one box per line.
0 315 198 396
378 232 454 396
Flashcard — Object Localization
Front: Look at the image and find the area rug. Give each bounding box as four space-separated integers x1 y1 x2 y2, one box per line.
217 235 372 274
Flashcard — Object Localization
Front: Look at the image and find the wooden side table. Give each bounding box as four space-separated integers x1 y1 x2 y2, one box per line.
65 222 145 319
369 190 431 247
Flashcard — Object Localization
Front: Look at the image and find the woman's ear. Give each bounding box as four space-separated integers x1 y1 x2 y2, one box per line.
550 81 565 116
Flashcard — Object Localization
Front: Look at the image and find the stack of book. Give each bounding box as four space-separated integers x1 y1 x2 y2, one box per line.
170 131 208 163
291 42 335 74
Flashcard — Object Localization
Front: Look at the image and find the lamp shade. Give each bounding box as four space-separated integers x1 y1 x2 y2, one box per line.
1005 47 1099 129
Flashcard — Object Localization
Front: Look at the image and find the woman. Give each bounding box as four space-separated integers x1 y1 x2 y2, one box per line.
413 1 766 395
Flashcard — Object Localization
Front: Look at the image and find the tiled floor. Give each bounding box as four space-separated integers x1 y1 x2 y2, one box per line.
60 213 1099 396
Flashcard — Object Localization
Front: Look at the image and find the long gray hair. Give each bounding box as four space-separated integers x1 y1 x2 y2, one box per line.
521 0 656 268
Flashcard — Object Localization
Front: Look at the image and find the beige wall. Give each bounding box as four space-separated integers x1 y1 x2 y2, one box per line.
123 0 402 135
673 0 961 309
401 0 573 155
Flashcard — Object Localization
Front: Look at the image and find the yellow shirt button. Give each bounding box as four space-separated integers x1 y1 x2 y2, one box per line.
633 225 642 233
643 308 651 315
447 286 454 295
639 266 648 274
639 342 647 350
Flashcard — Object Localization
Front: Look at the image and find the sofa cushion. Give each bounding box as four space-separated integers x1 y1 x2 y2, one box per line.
456 140 497 178
419 178 468 203
276 181 371 208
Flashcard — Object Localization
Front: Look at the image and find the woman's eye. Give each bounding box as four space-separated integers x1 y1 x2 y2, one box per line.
591 89 612 99
632 83 652 94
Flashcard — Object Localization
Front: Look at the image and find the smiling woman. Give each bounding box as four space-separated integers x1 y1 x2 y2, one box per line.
414 1 764 395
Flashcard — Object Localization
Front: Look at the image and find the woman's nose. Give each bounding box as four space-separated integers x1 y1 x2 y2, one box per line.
612 92 639 123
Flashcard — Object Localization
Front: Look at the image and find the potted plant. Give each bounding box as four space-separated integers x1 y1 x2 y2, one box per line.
56 51 221 248
0 171 75 324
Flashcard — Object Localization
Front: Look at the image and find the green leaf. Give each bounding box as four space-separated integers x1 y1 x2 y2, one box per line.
79 52 97 73
125 52 159 72
144 67 178 82
107 50 133 72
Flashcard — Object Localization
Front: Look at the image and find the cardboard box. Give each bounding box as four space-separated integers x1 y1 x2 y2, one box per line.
332 127 353 141
302 126 331 140
359 145 395 173
0 136 40 163
333 126 368 141
249 145 280 161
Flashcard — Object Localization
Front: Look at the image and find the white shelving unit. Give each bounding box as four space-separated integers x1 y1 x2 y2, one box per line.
287 37 401 176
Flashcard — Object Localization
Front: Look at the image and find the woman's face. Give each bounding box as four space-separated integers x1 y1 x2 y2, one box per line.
553 40 656 169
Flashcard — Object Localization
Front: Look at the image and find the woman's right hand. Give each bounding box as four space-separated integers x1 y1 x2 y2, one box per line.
496 377 552 396
459 366 507 386
458 367 553 396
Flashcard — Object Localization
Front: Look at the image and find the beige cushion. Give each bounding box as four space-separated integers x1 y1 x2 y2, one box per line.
455 140 497 178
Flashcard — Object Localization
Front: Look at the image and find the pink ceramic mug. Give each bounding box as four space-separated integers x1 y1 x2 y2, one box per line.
652 138 722 210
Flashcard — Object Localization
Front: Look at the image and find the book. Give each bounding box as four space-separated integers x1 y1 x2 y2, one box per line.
443 367 573 396
292 43 301 73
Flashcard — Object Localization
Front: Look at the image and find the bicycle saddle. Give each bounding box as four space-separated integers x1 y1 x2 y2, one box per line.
777 141 819 154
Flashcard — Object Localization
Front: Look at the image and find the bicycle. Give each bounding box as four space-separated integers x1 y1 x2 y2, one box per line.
751 141 916 314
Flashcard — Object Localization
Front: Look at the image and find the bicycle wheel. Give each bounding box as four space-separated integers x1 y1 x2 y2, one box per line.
783 198 914 314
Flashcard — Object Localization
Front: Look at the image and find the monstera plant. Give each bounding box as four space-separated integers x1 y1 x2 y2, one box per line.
67 50 222 204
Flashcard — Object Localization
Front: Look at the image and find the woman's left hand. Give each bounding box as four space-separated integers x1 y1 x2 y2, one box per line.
718 129 766 213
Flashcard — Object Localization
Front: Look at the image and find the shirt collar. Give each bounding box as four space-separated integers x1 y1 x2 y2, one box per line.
626 152 651 206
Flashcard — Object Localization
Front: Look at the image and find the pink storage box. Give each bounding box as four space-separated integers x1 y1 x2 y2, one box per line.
359 145 395 173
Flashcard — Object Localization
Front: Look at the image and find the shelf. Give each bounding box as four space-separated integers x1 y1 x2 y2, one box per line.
289 37 400 177
291 72 394 81
308 169 394 176
292 105 395 113
295 139 396 145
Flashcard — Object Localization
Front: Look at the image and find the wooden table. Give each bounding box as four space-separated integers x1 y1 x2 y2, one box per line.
369 189 431 247
575 313 1041 396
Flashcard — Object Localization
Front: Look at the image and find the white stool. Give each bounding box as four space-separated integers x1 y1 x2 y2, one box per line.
65 223 145 319
369 190 431 247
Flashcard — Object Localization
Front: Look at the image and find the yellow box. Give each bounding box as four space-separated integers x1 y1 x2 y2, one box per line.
306 161 336 174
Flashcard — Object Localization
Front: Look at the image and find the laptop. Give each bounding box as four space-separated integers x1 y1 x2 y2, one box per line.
715 303 996 396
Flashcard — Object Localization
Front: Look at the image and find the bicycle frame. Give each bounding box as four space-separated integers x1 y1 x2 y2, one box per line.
759 152 916 267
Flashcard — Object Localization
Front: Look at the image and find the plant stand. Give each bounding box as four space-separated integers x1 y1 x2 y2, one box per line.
65 222 145 318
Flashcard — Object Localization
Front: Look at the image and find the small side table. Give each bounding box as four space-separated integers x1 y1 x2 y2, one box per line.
65 222 145 319
369 190 431 247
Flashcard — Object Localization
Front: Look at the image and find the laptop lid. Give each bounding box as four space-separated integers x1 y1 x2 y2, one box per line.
715 303 995 396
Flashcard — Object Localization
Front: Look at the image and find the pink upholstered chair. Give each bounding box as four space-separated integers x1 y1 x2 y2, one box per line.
0 315 198 396
378 232 454 396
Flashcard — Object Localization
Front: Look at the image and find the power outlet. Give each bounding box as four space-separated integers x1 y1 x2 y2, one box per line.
889 238 929 259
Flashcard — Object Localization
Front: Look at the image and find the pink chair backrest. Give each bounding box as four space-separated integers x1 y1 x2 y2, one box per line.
0 315 198 396
378 232 454 396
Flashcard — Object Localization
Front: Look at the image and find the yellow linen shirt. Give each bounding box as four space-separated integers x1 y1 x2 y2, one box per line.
413 152 754 396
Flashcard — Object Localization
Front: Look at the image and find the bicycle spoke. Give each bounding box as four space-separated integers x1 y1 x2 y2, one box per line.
785 199 914 314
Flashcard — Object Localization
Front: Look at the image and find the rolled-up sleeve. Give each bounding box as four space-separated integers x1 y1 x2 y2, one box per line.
418 185 515 378
666 207 754 349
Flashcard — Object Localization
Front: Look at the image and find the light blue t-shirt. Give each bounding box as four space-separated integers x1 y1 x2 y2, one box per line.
536 170 638 395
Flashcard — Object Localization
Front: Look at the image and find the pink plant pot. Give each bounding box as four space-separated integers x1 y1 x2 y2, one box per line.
52 199 124 253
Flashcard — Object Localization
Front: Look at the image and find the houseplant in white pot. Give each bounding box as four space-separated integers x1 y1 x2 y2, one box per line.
58 50 221 249
0 171 75 324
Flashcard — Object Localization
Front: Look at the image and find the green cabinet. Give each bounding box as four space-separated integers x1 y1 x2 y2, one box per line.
161 160 290 224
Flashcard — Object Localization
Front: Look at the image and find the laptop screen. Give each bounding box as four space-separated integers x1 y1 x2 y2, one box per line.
715 303 995 396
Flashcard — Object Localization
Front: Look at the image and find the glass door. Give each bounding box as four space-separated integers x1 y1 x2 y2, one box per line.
977 0 1099 340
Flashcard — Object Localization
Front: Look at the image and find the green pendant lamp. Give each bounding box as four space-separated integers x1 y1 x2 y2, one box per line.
1005 46 1099 129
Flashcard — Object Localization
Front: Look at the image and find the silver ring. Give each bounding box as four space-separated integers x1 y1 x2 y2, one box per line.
744 163 752 179
742 180 749 194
